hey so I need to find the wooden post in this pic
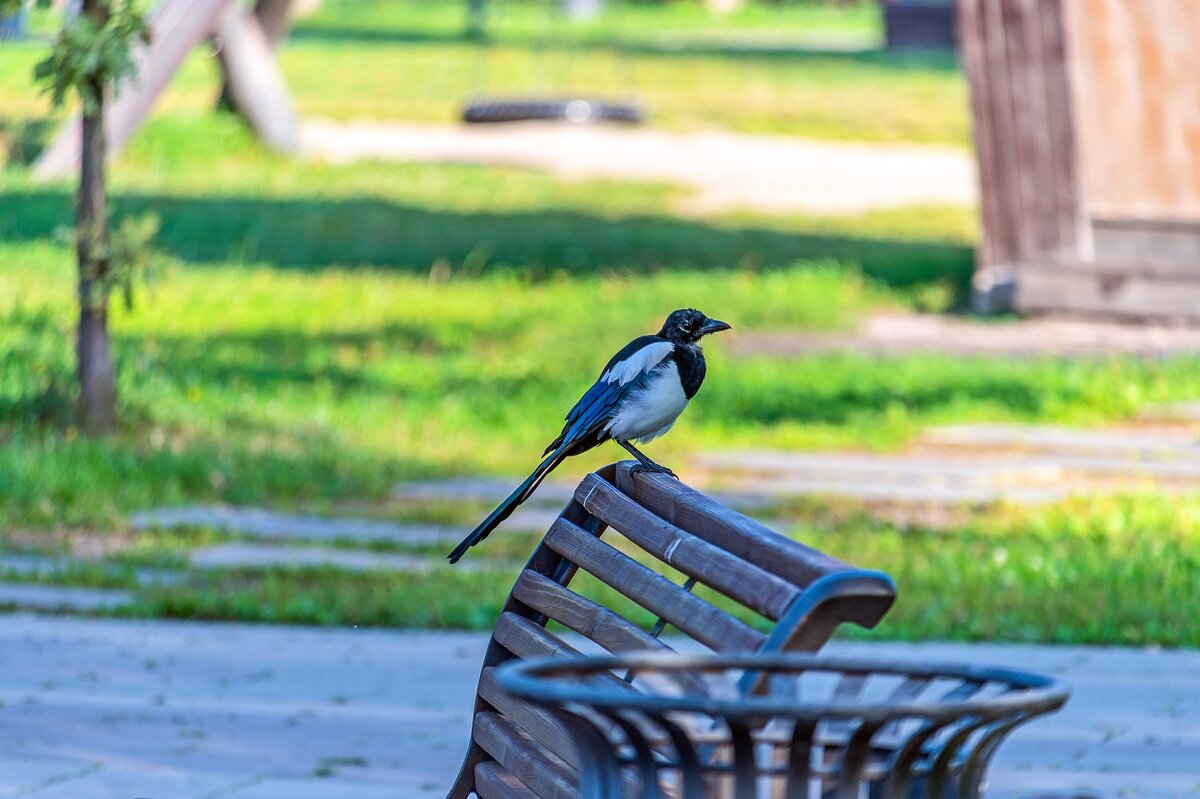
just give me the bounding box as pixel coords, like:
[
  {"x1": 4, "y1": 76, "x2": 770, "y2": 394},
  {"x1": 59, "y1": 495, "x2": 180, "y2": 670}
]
[
  {"x1": 33, "y1": 0, "x2": 239, "y2": 180},
  {"x1": 214, "y1": 2, "x2": 298, "y2": 152},
  {"x1": 33, "y1": 0, "x2": 298, "y2": 178},
  {"x1": 249, "y1": 0, "x2": 293, "y2": 44}
]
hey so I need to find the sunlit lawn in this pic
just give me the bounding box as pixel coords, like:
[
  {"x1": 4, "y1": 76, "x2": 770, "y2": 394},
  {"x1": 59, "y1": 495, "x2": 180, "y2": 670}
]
[
  {"x1": 2, "y1": 1, "x2": 1198, "y2": 647},
  {"x1": 0, "y1": 0, "x2": 968, "y2": 148}
]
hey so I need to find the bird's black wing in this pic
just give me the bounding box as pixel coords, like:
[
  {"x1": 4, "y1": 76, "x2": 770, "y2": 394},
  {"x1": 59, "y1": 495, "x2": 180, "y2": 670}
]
[
  {"x1": 450, "y1": 337, "x2": 676, "y2": 563},
  {"x1": 543, "y1": 335, "x2": 674, "y2": 455}
]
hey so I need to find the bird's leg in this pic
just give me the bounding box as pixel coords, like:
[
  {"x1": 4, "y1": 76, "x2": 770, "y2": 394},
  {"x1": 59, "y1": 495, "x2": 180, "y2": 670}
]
[{"x1": 619, "y1": 440, "x2": 678, "y2": 479}]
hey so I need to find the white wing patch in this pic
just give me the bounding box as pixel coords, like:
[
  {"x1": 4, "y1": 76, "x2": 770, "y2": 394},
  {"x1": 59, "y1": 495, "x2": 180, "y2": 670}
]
[
  {"x1": 600, "y1": 341, "x2": 674, "y2": 385},
  {"x1": 606, "y1": 361, "x2": 689, "y2": 444}
]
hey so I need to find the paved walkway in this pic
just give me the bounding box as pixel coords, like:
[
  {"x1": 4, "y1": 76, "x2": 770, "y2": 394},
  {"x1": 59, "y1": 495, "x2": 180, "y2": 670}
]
[
  {"x1": 300, "y1": 120, "x2": 976, "y2": 213},
  {"x1": 1, "y1": 615, "x2": 1196, "y2": 799}
]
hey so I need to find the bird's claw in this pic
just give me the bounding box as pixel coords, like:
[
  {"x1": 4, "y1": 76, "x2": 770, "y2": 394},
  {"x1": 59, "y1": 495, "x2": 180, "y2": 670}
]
[{"x1": 629, "y1": 463, "x2": 678, "y2": 479}]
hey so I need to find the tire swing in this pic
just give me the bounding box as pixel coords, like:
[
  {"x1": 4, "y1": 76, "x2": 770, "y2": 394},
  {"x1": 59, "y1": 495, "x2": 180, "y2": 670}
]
[{"x1": 462, "y1": 0, "x2": 645, "y2": 126}]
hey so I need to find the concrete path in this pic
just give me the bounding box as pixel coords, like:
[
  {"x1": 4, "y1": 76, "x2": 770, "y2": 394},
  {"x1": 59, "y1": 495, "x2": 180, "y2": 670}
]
[
  {"x1": 737, "y1": 312, "x2": 1200, "y2": 358},
  {"x1": 1, "y1": 615, "x2": 1196, "y2": 798},
  {"x1": 300, "y1": 120, "x2": 976, "y2": 214}
]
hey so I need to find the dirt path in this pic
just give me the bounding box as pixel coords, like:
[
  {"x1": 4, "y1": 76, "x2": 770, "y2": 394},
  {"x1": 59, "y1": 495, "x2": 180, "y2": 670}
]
[
  {"x1": 299, "y1": 119, "x2": 976, "y2": 214},
  {"x1": 734, "y1": 312, "x2": 1200, "y2": 358}
]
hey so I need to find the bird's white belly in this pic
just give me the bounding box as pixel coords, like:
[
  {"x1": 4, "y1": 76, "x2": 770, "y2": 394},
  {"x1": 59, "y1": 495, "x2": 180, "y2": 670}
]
[{"x1": 606, "y1": 362, "x2": 689, "y2": 444}]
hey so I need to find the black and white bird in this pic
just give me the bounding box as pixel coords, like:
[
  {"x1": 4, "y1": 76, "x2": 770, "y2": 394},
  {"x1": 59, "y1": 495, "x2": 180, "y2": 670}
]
[{"x1": 447, "y1": 308, "x2": 731, "y2": 564}]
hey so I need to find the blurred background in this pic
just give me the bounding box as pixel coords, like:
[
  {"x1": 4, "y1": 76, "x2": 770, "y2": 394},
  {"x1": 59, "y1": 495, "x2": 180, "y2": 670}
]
[{"x1": 1, "y1": 0, "x2": 1199, "y2": 648}]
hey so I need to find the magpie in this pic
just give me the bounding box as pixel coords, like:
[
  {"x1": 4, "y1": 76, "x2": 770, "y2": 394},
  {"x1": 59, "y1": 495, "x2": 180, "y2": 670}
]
[{"x1": 447, "y1": 308, "x2": 731, "y2": 564}]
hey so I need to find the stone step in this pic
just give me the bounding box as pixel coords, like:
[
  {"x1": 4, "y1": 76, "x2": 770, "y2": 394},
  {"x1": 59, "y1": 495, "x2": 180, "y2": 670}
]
[
  {"x1": 0, "y1": 553, "x2": 182, "y2": 587},
  {"x1": 0, "y1": 583, "x2": 133, "y2": 611},
  {"x1": 925, "y1": 424, "x2": 1200, "y2": 461},
  {"x1": 130, "y1": 505, "x2": 557, "y2": 546},
  {"x1": 390, "y1": 477, "x2": 575, "y2": 506},
  {"x1": 707, "y1": 476, "x2": 1070, "y2": 505},
  {"x1": 189, "y1": 543, "x2": 511, "y2": 573},
  {"x1": 697, "y1": 451, "x2": 1065, "y2": 487},
  {"x1": 698, "y1": 449, "x2": 1200, "y2": 504}
]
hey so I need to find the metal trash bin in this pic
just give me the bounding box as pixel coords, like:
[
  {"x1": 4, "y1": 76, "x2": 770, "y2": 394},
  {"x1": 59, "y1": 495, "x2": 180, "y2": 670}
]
[{"x1": 498, "y1": 652, "x2": 1070, "y2": 798}]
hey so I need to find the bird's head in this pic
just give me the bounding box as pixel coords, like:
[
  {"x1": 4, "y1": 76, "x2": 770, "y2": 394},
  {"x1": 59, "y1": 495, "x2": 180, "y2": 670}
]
[{"x1": 658, "y1": 308, "x2": 732, "y2": 345}]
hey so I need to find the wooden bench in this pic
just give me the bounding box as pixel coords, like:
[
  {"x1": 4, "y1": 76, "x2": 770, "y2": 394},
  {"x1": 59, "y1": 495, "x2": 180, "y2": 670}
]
[{"x1": 446, "y1": 461, "x2": 897, "y2": 799}]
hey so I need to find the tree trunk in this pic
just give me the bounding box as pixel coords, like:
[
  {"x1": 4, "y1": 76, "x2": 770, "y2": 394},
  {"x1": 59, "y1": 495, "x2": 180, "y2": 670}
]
[{"x1": 76, "y1": 0, "x2": 116, "y2": 435}]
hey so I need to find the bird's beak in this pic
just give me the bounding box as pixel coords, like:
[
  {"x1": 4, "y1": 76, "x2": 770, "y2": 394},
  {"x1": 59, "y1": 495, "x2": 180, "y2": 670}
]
[{"x1": 699, "y1": 318, "x2": 732, "y2": 336}]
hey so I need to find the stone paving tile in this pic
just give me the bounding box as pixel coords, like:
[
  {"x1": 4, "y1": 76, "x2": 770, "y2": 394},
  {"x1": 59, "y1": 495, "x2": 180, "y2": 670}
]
[
  {"x1": 390, "y1": 477, "x2": 575, "y2": 506},
  {"x1": 130, "y1": 505, "x2": 559, "y2": 545},
  {"x1": 696, "y1": 451, "x2": 1067, "y2": 486},
  {"x1": 189, "y1": 543, "x2": 512, "y2": 573},
  {"x1": 926, "y1": 424, "x2": 1200, "y2": 460},
  {"x1": 2, "y1": 615, "x2": 1196, "y2": 798},
  {"x1": 0, "y1": 583, "x2": 132, "y2": 611},
  {"x1": 985, "y1": 768, "x2": 1200, "y2": 799},
  {"x1": 23, "y1": 768, "x2": 247, "y2": 799},
  {"x1": 130, "y1": 506, "x2": 460, "y2": 544},
  {"x1": 693, "y1": 421, "x2": 1200, "y2": 505},
  {"x1": 701, "y1": 475, "x2": 1070, "y2": 504},
  {"x1": 391, "y1": 474, "x2": 777, "y2": 513},
  {"x1": 0, "y1": 553, "x2": 182, "y2": 587},
  {"x1": 223, "y1": 777, "x2": 424, "y2": 799},
  {"x1": 0, "y1": 757, "x2": 97, "y2": 799}
]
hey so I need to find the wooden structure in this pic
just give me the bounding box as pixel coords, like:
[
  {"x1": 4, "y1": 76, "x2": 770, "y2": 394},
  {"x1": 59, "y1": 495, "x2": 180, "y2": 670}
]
[
  {"x1": 961, "y1": 0, "x2": 1200, "y2": 319},
  {"x1": 448, "y1": 461, "x2": 896, "y2": 798},
  {"x1": 881, "y1": 0, "x2": 957, "y2": 51},
  {"x1": 33, "y1": 0, "x2": 297, "y2": 180}
]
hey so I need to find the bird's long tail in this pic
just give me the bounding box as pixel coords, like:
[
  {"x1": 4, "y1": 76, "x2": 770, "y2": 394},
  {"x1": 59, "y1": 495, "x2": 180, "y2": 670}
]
[{"x1": 446, "y1": 446, "x2": 569, "y2": 564}]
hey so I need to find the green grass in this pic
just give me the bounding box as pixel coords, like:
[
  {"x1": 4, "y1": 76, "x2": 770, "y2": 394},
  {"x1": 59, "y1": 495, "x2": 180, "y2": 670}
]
[
  {"x1": 1, "y1": 1, "x2": 1196, "y2": 648},
  {"x1": 0, "y1": 116, "x2": 1193, "y2": 533},
  {"x1": 114, "y1": 492, "x2": 1200, "y2": 648},
  {"x1": 0, "y1": 0, "x2": 967, "y2": 150}
]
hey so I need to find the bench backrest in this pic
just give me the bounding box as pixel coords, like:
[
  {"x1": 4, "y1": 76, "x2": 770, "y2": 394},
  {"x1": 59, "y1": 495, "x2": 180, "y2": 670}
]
[{"x1": 448, "y1": 462, "x2": 896, "y2": 799}]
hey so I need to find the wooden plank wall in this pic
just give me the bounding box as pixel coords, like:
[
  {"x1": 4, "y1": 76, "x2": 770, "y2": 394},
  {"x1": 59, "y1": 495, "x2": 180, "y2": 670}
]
[
  {"x1": 959, "y1": 0, "x2": 1088, "y2": 286},
  {"x1": 961, "y1": 0, "x2": 1200, "y2": 318},
  {"x1": 1067, "y1": 0, "x2": 1200, "y2": 221}
]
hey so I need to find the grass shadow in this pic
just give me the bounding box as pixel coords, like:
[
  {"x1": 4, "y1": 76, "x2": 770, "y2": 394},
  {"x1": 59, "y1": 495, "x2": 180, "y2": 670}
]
[
  {"x1": 287, "y1": 24, "x2": 956, "y2": 70},
  {"x1": 0, "y1": 188, "x2": 975, "y2": 292}
]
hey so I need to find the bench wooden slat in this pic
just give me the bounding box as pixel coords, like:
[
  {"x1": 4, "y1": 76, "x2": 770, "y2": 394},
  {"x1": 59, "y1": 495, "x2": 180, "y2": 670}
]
[
  {"x1": 575, "y1": 474, "x2": 800, "y2": 620},
  {"x1": 479, "y1": 668, "x2": 646, "y2": 797},
  {"x1": 493, "y1": 612, "x2": 576, "y2": 660},
  {"x1": 545, "y1": 518, "x2": 766, "y2": 652},
  {"x1": 479, "y1": 667, "x2": 580, "y2": 770},
  {"x1": 474, "y1": 711, "x2": 577, "y2": 799},
  {"x1": 495, "y1": 611, "x2": 638, "y2": 693},
  {"x1": 513, "y1": 571, "x2": 717, "y2": 697},
  {"x1": 513, "y1": 570, "x2": 672, "y2": 654},
  {"x1": 475, "y1": 762, "x2": 540, "y2": 799},
  {"x1": 614, "y1": 464, "x2": 851, "y2": 588}
]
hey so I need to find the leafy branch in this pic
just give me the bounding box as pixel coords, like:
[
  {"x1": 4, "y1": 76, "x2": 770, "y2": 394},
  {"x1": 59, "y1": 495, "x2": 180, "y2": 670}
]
[
  {"x1": 60, "y1": 213, "x2": 163, "y2": 310},
  {"x1": 0, "y1": 0, "x2": 150, "y2": 113}
]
